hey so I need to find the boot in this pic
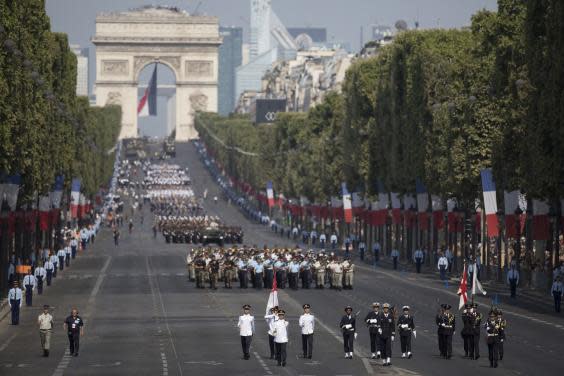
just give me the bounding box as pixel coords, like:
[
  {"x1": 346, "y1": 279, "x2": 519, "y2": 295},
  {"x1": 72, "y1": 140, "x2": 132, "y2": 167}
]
[
  {"x1": 371, "y1": 353, "x2": 376, "y2": 359},
  {"x1": 387, "y1": 357, "x2": 391, "y2": 366},
  {"x1": 402, "y1": 353, "x2": 406, "y2": 358},
  {"x1": 408, "y1": 352, "x2": 412, "y2": 358}
]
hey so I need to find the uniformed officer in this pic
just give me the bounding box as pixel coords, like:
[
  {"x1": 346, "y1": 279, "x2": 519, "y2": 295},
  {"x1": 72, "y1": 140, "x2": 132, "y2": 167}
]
[
  {"x1": 34, "y1": 264, "x2": 46, "y2": 295},
  {"x1": 359, "y1": 241, "x2": 366, "y2": 261},
  {"x1": 23, "y1": 270, "x2": 37, "y2": 306},
  {"x1": 265, "y1": 306, "x2": 279, "y2": 359},
  {"x1": 299, "y1": 304, "x2": 315, "y2": 359},
  {"x1": 275, "y1": 258, "x2": 287, "y2": 289},
  {"x1": 288, "y1": 259, "x2": 300, "y2": 290},
  {"x1": 194, "y1": 256, "x2": 206, "y2": 288},
  {"x1": 264, "y1": 257, "x2": 274, "y2": 289},
  {"x1": 507, "y1": 265, "x2": 519, "y2": 298},
  {"x1": 313, "y1": 258, "x2": 325, "y2": 289},
  {"x1": 254, "y1": 258, "x2": 264, "y2": 290},
  {"x1": 332, "y1": 261, "x2": 343, "y2": 291},
  {"x1": 273, "y1": 309, "x2": 289, "y2": 367},
  {"x1": 552, "y1": 276, "x2": 563, "y2": 312},
  {"x1": 64, "y1": 308, "x2": 84, "y2": 356},
  {"x1": 38, "y1": 304, "x2": 54, "y2": 357},
  {"x1": 50, "y1": 252, "x2": 58, "y2": 278},
  {"x1": 208, "y1": 256, "x2": 220, "y2": 290},
  {"x1": 391, "y1": 249, "x2": 400, "y2": 270},
  {"x1": 438, "y1": 304, "x2": 455, "y2": 359},
  {"x1": 300, "y1": 258, "x2": 311, "y2": 289},
  {"x1": 238, "y1": 304, "x2": 254, "y2": 360},
  {"x1": 8, "y1": 281, "x2": 23, "y2": 325},
  {"x1": 186, "y1": 252, "x2": 195, "y2": 281},
  {"x1": 461, "y1": 303, "x2": 473, "y2": 357},
  {"x1": 365, "y1": 302, "x2": 381, "y2": 359},
  {"x1": 437, "y1": 252, "x2": 448, "y2": 281},
  {"x1": 397, "y1": 306, "x2": 415, "y2": 359},
  {"x1": 340, "y1": 306, "x2": 356, "y2": 359},
  {"x1": 470, "y1": 302, "x2": 482, "y2": 360},
  {"x1": 485, "y1": 310, "x2": 500, "y2": 367},
  {"x1": 378, "y1": 303, "x2": 395, "y2": 366},
  {"x1": 70, "y1": 237, "x2": 78, "y2": 259},
  {"x1": 65, "y1": 245, "x2": 72, "y2": 267},
  {"x1": 343, "y1": 259, "x2": 354, "y2": 289},
  {"x1": 223, "y1": 258, "x2": 236, "y2": 288},
  {"x1": 413, "y1": 248, "x2": 424, "y2": 273},
  {"x1": 57, "y1": 247, "x2": 66, "y2": 271},
  {"x1": 44, "y1": 258, "x2": 55, "y2": 286},
  {"x1": 496, "y1": 309, "x2": 507, "y2": 360},
  {"x1": 238, "y1": 257, "x2": 248, "y2": 289}
]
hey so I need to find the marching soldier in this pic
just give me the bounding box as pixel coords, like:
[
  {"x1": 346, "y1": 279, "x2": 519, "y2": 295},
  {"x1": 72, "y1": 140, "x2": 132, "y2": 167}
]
[
  {"x1": 57, "y1": 247, "x2": 66, "y2": 271},
  {"x1": 299, "y1": 304, "x2": 315, "y2": 359},
  {"x1": 340, "y1": 306, "x2": 356, "y2": 359},
  {"x1": 485, "y1": 309, "x2": 500, "y2": 367},
  {"x1": 365, "y1": 302, "x2": 381, "y2": 359},
  {"x1": 8, "y1": 281, "x2": 23, "y2": 325},
  {"x1": 313, "y1": 257, "x2": 325, "y2": 289},
  {"x1": 208, "y1": 255, "x2": 220, "y2": 290},
  {"x1": 438, "y1": 304, "x2": 455, "y2": 359},
  {"x1": 343, "y1": 259, "x2": 354, "y2": 289},
  {"x1": 238, "y1": 304, "x2": 255, "y2": 360},
  {"x1": 265, "y1": 306, "x2": 279, "y2": 359},
  {"x1": 23, "y1": 269, "x2": 37, "y2": 306},
  {"x1": 34, "y1": 263, "x2": 46, "y2": 295},
  {"x1": 44, "y1": 258, "x2": 55, "y2": 286},
  {"x1": 65, "y1": 244, "x2": 72, "y2": 267},
  {"x1": 194, "y1": 256, "x2": 206, "y2": 289},
  {"x1": 397, "y1": 306, "x2": 415, "y2": 359},
  {"x1": 300, "y1": 257, "x2": 311, "y2": 289},
  {"x1": 50, "y1": 252, "x2": 58, "y2": 278},
  {"x1": 496, "y1": 309, "x2": 507, "y2": 360},
  {"x1": 186, "y1": 251, "x2": 195, "y2": 281},
  {"x1": 288, "y1": 258, "x2": 300, "y2": 290},
  {"x1": 237, "y1": 257, "x2": 249, "y2": 289},
  {"x1": 470, "y1": 302, "x2": 482, "y2": 360},
  {"x1": 264, "y1": 256, "x2": 274, "y2": 289},
  {"x1": 254, "y1": 257, "x2": 264, "y2": 290},
  {"x1": 273, "y1": 309, "x2": 289, "y2": 367},
  {"x1": 507, "y1": 264, "x2": 519, "y2": 298},
  {"x1": 274, "y1": 258, "x2": 287, "y2": 289},
  {"x1": 332, "y1": 260, "x2": 343, "y2": 291},
  {"x1": 391, "y1": 248, "x2": 400, "y2": 270},
  {"x1": 461, "y1": 303, "x2": 473, "y2": 357},
  {"x1": 413, "y1": 248, "x2": 424, "y2": 273},
  {"x1": 378, "y1": 303, "x2": 395, "y2": 366},
  {"x1": 223, "y1": 257, "x2": 236, "y2": 288}
]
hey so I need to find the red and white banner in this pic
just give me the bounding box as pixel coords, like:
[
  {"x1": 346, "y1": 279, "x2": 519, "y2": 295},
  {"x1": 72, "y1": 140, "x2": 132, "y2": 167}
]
[
  {"x1": 390, "y1": 192, "x2": 401, "y2": 225},
  {"x1": 342, "y1": 183, "x2": 353, "y2": 223},
  {"x1": 70, "y1": 178, "x2": 81, "y2": 218},
  {"x1": 532, "y1": 199, "x2": 550, "y2": 240},
  {"x1": 266, "y1": 181, "x2": 275, "y2": 208},
  {"x1": 265, "y1": 271, "x2": 279, "y2": 315},
  {"x1": 431, "y1": 195, "x2": 444, "y2": 230},
  {"x1": 38, "y1": 195, "x2": 51, "y2": 231},
  {"x1": 457, "y1": 264, "x2": 468, "y2": 310}
]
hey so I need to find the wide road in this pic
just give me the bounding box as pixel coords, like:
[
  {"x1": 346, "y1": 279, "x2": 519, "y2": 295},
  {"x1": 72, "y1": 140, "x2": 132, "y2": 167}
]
[{"x1": 0, "y1": 141, "x2": 562, "y2": 376}]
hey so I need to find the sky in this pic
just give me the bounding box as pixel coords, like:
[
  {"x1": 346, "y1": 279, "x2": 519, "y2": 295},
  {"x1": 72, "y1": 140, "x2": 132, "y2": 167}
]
[{"x1": 45, "y1": 0, "x2": 498, "y2": 136}]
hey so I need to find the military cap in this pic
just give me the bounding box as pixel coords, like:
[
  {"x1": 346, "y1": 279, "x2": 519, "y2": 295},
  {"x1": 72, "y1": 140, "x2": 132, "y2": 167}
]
[
  {"x1": 242, "y1": 304, "x2": 251, "y2": 310},
  {"x1": 372, "y1": 302, "x2": 380, "y2": 307},
  {"x1": 303, "y1": 304, "x2": 311, "y2": 309},
  {"x1": 277, "y1": 310, "x2": 286, "y2": 315},
  {"x1": 402, "y1": 305, "x2": 410, "y2": 311},
  {"x1": 43, "y1": 304, "x2": 50, "y2": 309},
  {"x1": 443, "y1": 304, "x2": 452, "y2": 310},
  {"x1": 464, "y1": 303, "x2": 472, "y2": 309},
  {"x1": 382, "y1": 303, "x2": 391, "y2": 309},
  {"x1": 344, "y1": 306, "x2": 353, "y2": 311},
  {"x1": 472, "y1": 303, "x2": 479, "y2": 308}
]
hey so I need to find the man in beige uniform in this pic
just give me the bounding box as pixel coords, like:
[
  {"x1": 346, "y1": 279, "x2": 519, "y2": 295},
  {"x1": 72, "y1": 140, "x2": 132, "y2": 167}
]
[
  {"x1": 332, "y1": 261, "x2": 343, "y2": 291},
  {"x1": 38, "y1": 304, "x2": 54, "y2": 357}
]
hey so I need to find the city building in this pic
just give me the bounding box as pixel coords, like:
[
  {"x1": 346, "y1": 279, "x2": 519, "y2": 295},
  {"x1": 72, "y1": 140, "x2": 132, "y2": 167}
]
[
  {"x1": 70, "y1": 45, "x2": 89, "y2": 96},
  {"x1": 287, "y1": 27, "x2": 327, "y2": 43},
  {"x1": 218, "y1": 26, "x2": 243, "y2": 116}
]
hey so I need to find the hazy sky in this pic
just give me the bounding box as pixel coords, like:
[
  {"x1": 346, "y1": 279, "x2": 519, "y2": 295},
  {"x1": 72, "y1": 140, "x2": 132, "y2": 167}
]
[{"x1": 45, "y1": 0, "x2": 498, "y2": 137}]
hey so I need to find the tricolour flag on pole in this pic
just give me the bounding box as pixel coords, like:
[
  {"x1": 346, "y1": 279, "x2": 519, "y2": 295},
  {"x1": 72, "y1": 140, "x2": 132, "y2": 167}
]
[
  {"x1": 457, "y1": 264, "x2": 468, "y2": 310},
  {"x1": 472, "y1": 263, "x2": 487, "y2": 296},
  {"x1": 38, "y1": 194, "x2": 51, "y2": 231},
  {"x1": 532, "y1": 199, "x2": 550, "y2": 240},
  {"x1": 342, "y1": 182, "x2": 353, "y2": 223},
  {"x1": 50, "y1": 175, "x2": 64, "y2": 209},
  {"x1": 416, "y1": 179, "x2": 429, "y2": 230},
  {"x1": 138, "y1": 64, "x2": 158, "y2": 117},
  {"x1": 1, "y1": 175, "x2": 21, "y2": 211},
  {"x1": 70, "y1": 178, "x2": 81, "y2": 218},
  {"x1": 480, "y1": 169, "x2": 499, "y2": 237},
  {"x1": 390, "y1": 192, "x2": 401, "y2": 225},
  {"x1": 266, "y1": 181, "x2": 275, "y2": 208},
  {"x1": 266, "y1": 270, "x2": 279, "y2": 315}
]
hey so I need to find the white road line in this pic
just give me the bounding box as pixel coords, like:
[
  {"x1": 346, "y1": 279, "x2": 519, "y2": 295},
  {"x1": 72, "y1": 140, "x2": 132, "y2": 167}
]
[
  {"x1": 253, "y1": 351, "x2": 273, "y2": 375},
  {"x1": 0, "y1": 334, "x2": 17, "y2": 352},
  {"x1": 88, "y1": 256, "x2": 112, "y2": 305},
  {"x1": 51, "y1": 349, "x2": 72, "y2": 376}
]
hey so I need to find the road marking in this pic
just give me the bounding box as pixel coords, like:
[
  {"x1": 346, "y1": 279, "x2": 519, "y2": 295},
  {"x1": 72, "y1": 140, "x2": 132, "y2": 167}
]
[
  {"x1": 51, "y1": 349, "x2": 72, "y2": 376},
  {"x1": 89, "y1": 361, "x2": 122, "y2": 367},
  {"x1": 88, "y1": 256, "x2": 112, "y2": 305},
  {"x1": 0, "y1": 333, "x2": 17, "y2": 352},
  {"x1": 184, "y1": 360, "x2": 223, "y2": 366},
  {"x1": 253, "y1": 351, "x2": 273, "y2": 375}
]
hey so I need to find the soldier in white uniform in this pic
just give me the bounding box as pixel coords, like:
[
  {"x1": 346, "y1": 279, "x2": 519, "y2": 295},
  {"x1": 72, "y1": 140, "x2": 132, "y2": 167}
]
[
  {"x1": 332, "y1": 261, "x2": 343, "y2": 291},
  {"x1": 238, "y1": 304, "x2": 255, "y2": 360},
  {"x1": 343, "y1": 260, "x2": 354, "y2": 289},
  {"x1": 299, "y1": 304, "x2": 315, "y2": 359},
  {"x1": 273, "y1": 310, "x2": 289, "y2": 367},
  {"x1": 57, "y1": 247, "x2": 66, "y2": 271},
  {"x1": 38, "y1": 304, "x2": 54, "y2": 357},
  {"x1": 265, "y1": 306, "x2": 279, "y2": 359},
  {"x1": 44, "y1": 258, "x2": 55, "y2": 286}
]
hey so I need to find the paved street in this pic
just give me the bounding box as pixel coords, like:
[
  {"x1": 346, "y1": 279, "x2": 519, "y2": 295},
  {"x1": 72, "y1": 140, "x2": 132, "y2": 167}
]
[{"x1": 0, "y1": 141, "x2": 563, "y2": 376}]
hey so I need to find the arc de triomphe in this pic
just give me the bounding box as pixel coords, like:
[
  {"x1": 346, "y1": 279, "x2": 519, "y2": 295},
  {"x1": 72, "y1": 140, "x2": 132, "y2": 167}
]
[{"x1": 92, "y1": 7, "x2": 221, "y2": 140}]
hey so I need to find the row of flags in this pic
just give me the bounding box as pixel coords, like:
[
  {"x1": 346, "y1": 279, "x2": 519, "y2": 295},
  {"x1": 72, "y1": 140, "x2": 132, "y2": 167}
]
[{"x1": 0, "y1": 175, "x2": 93, "y2": 234}]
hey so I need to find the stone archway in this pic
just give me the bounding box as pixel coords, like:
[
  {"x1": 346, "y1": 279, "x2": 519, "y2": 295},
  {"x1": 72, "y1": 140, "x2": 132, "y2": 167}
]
[{"x1": 92, "y1": 6, "x2": 221, "y2": 140}]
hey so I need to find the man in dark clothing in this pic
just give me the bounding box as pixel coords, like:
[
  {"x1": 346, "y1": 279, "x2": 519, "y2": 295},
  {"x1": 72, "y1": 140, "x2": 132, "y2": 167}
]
[
  {"x1": 378, "y1": 303, "x2": 395, "y2": 366},
  {"x1": 339, "y1": 306, "x2": 356, "y2": 359},
  {"x1": 64, "y1": 308, "x2": 84, "y2": 356}
]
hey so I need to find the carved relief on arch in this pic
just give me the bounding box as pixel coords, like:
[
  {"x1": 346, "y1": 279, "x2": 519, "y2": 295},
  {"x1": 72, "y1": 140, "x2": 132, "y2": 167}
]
[
  {"x1": 133, "y1": 55, "x2": 181, "y2": 78},
  {"x1": 189, "y1": 92, "x2": 208, "y2": 114},
  {"x1": 106, "y1": 91, "x2": 122, "y2": 106}
]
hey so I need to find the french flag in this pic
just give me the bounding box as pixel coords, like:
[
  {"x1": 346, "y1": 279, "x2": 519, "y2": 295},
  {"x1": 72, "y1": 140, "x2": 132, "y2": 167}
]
[
  {"x1": 375, "y1": 181, "x2": 389, "y2": 226},
  {"x1": 416, "y1": 179, "x2": 429, "y2": 230},
  {"x1": 1, "y1": 175, "x2": 21, "y2": 211},
  {"x1": 532, "y1": 199, "x2": 549, "y2": 240},
  {"x1": 390, "y1": 192, "x2": 401, "y2": 225},
  {"x1": 70, "y1": 178, "x2": 81, "y2": 218},
  {"x1": 431, "y1": 195, "x2": 444, "y2": 229},
  {"x1": 342, "y1": 182, "x2": 353, "y2": 224},
  {"x1": 50, "y1": 175, "x2": 64, "y2": 209},
  {"x1": 38, "y1": 194, "x2": 51, "y2": 231},
  {"x1": 138, "y1": 64, "x2": 157, "y2": 117},
  {"x1": 265, "y1": 271, "x2": 279, "y2": 315},
  {"x1": 480, "y1": 169, "x2": 499, "y2": 237},
  {"x1": 504, "y1": 190, "x2": 524, "y2": 238}
]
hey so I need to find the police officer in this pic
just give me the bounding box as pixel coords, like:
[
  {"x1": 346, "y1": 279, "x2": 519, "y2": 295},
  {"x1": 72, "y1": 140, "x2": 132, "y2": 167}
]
[
  {"x1": 237, "y1": 257, "x2": 248, "y2": 289},
  {"x1": 64, "y1": 308, "x2": 84, "y2": 356},
  {"x1": 65, "y1": 244, "x2": 72, "y2": 267},
  {"x1": 44, "y1": 258, "x2": 55, "y2": 286},
  {"x1": 70, "y1": 237, "x2": 78, "y2": 259},
  {"x1": 485, "y1": 310, "x2": 500, "y2": 367},
  {"x1": 254, "y1": 258, "x2": 264, "y2": 290},
  {"x1": 300, "y1": 258, "x2": 311, "y2": 289},
  {"x1": 507, "y1": 265, "x2": 519, "y2": 298},
  {"x1": 496, "y1": 309, "x2": 507, "y2": 360},
  {"x1": 343, "y1": 259, "x2": 354, "y2": 290},
  {"x1": 470, "y1": 302, "x2": 482, "y2": 360},
  {"x1": 299, "y1": 304, "x2": 315, "y2": 359},
  {"x1": 552, "y1": 276, "x2": 563, "y2": 312},
  {"x1": 340, "y1": 306, "x2": 356, "y2": 359},
  {"x1": 437, "y1": 252, "x2": 448, "y2": 281},
  {"x1": 288, "y1": 258, "x2": 300, "y2": 290},
  {"x1": 38, "y1": 304, "x2": 54, "y2": 357},
  {"x1": 275, "y1": 258, "x2": 287, "y2": 289},
  {"x1": 34, "y1": 263, "x2": 46, "y2": 295},
  {"x1": 413, "y1": 248, "x2": 424, "y2": 273},
  {"x1": 397, "y1": 306, "x2": 415, "y2": 359},
  {"x1": 264, "y1": 257, "x2": 274, "y2": 289},
  {"x1": 439, "y1": 304, "x2": 455, "y2": 359},
  {"x1": 57, "y1": 247, "x2": 66, "y2": 271},
  {"x1": 365, "y1": 302, "x2": 381, "y2": 359},
  {"x1": 273, "y1": 309, "x2": 289, "y2": 367},
  {"x1": 238, "y1": 304, "x2": 254, "y2": 360},
  {"x1": 378, "y1": 303, "x2": 395, "y2": 366},
  {"x1": 8, "y1": 281, "x2": 23, "y2": 325},
  {"x1": 50, "y1": 252, "x2": 58, "y2": 278},
  {"x1": 23, "y1": 269, "x2": 37, "y2": 306},
  {"x1": 391, "y1": 249, "x2": 400, "y2": 270}
]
